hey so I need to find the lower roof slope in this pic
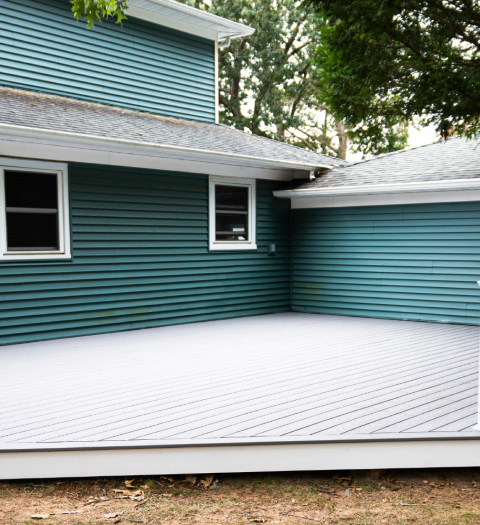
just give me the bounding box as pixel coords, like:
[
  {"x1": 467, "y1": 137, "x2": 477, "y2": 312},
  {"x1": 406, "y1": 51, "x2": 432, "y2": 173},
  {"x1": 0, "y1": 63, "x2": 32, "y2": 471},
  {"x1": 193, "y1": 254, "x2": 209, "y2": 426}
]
[
  {"x1": 291, "y1": 137, "x2": 480, "y2": 192},
  {"x1": 0, "y1": 87, "x2": 343, "y2": 171}
]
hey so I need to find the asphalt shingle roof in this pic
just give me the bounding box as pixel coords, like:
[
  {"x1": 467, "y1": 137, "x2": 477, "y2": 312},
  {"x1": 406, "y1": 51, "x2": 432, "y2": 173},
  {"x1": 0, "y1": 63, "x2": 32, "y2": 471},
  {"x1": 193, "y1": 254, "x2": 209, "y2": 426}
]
[
  {"x1": 294, "y1": 137, "x2": 480, "y2": 191},
  {"x1": 0, "y1": 87, "x2": 344, "y2": 169}
]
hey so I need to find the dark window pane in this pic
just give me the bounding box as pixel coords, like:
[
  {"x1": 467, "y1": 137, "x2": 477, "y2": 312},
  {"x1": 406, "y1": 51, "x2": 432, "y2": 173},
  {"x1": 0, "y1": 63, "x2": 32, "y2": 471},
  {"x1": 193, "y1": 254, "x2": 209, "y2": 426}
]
[
  {"x1": 215, "y1": 185, "x2": 249, "y2": 241},
  {"x1": 216, "y1": 213, "x2": 248, "y2": 241},
  {"x1": 215, "y1": 185, "x2": 248, "y2": 212},
  {"x1": 6, "y1": 212, "x2": 59, "y2": 250},
  {"x1": 5, "y1": 171, "x2": 58, "y2": 209}
]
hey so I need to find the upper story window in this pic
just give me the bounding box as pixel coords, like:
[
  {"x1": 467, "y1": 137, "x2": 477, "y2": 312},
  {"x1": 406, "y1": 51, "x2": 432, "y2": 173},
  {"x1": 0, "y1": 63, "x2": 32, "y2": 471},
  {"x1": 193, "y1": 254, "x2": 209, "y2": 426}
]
[
  {"x1": 209, "y1": 176, "x2": 256, "y2": 251},
  {"x1": 0, "y1": 159, "x2": 71, "y2": 261}
]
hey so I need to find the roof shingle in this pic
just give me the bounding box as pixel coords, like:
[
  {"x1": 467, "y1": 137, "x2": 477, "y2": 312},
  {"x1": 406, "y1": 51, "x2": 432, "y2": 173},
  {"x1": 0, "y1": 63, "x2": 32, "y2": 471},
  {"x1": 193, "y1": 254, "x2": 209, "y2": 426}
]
[
  {"x1": 294, "y1": 137, "x2": 480, "y2": 191},
  {"x1": 0, "y1": 87, "x2": 344, "y2": 170}
]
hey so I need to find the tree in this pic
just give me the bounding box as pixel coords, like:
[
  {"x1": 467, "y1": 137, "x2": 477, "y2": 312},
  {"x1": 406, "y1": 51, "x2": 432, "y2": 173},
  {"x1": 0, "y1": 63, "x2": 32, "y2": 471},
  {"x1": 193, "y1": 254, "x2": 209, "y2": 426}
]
[
  {"x1": 183, "y1": 0, "x2": 358, "y2": 158},
  {"x1": 71, "y1": 0, "x2": 128, "y2": 28},
  {"x1": 310, "y1": 0, "x2": 480, "y2": 138},
  {"x1": 70, "y1": 0, "x2": 409, "y2": 158}
]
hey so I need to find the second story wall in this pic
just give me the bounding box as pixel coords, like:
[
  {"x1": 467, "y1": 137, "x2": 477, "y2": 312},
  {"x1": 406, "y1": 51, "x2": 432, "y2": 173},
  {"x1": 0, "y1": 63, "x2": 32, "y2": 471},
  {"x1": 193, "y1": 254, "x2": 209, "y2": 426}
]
[{"x1": 1, "y1": 0, "x2": 216, "y2": 121}]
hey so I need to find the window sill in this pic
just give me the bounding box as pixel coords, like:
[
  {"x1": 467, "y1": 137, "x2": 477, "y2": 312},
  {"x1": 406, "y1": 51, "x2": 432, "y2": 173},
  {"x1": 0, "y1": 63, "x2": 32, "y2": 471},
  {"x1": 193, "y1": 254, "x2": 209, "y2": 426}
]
[
  {"x1": 209, "y1": 243, "x2": 258, "y2": 251},
  {"x1": 0, "y1": 252, "x2": 72, "y2": 262}
]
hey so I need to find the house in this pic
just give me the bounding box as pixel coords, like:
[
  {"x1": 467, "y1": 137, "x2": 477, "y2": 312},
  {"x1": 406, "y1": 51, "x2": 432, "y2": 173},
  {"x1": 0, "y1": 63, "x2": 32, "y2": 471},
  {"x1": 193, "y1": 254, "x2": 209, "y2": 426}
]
[{"x1": 0, "y1": 0, "x2": 479, "y2": 480}]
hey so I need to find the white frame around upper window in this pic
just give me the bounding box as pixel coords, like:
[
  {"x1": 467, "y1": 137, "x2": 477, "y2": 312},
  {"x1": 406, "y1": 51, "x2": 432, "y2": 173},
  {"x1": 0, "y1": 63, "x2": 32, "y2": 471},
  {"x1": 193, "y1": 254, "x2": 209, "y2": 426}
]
[
  {"x1": 209, "y1": 176, "x2": 257, "y2": 251},
  {"x1": 0, "y1": 158, "x2": 71, "y2": 261}
]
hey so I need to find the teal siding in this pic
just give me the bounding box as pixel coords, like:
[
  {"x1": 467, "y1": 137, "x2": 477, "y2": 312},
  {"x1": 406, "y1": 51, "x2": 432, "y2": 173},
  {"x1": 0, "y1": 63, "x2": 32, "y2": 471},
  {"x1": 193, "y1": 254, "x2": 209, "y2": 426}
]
[
  {"x1": 292, "y1": 203, "x2": 480, "y2": 325},
  {"x1": 0, "y1": 0, "x2": 215, "y2": 121},
  {"x1": 0, "y1": 166, "x2": 290, "y2": 345}
]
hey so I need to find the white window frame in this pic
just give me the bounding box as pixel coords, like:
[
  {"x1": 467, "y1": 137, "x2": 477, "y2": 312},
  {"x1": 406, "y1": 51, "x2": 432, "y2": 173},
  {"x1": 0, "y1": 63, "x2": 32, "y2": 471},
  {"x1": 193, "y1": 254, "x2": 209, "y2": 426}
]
[
  {"x1": 209, "y1": 176, "x2": 257, "y2": 251},
  {"x1": 0, "y1": 158, "x2": 71, "y2": 261}
]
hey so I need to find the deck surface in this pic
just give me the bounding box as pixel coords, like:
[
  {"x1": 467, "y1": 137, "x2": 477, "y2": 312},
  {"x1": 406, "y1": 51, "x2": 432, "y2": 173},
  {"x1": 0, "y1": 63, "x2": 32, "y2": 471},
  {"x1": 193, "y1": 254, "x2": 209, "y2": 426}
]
[{"x1": 1, "y1": 313, "x2": 479, "y2": 450}]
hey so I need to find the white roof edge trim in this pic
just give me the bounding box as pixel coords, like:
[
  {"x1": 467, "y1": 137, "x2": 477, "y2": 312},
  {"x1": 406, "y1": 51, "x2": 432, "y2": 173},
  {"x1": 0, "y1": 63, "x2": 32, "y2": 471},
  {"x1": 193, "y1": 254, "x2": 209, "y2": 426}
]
[
  {"x1": 0, "y1": 124, "x2": 333, "y2": 171},
  {"x1": 273, "y1": 178, "x2": 480, "y2": 197},
  {"x1": 129, "y1": 0, "x2": 255, "y2": 40}
]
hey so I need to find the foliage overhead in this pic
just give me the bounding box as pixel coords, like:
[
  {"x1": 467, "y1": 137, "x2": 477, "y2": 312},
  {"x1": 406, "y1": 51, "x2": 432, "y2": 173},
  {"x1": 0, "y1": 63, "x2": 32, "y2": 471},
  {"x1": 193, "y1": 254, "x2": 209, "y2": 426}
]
[
  {"x1": 183, "y1": 0, "x2": 353, "y2": 157},
  {"x1": 310, "y1": 0, "x2": 480, "y2": 137},
  {"x1": 71, "y1": 0, "x2": 128, "y2": 28},
  {"x1": 69, "y1": 0, "x2": 411, "y2": 158},
  {"x1": 183, "y1": 0, "x2": 410, "y2": 158}
]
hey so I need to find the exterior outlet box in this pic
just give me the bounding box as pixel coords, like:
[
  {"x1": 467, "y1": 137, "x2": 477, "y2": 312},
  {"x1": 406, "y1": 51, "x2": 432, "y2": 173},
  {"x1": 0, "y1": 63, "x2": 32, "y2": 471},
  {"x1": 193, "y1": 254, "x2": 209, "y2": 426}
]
[{"x1": 268, "y1": 243, "x2": 276, "y2": 256}]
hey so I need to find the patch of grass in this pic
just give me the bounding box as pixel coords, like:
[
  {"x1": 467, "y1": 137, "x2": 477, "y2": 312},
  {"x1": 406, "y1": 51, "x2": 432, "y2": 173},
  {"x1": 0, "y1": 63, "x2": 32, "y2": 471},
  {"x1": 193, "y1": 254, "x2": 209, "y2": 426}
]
[{"x1": 1, "y1": 469, "x2": 480, "y2": 524}]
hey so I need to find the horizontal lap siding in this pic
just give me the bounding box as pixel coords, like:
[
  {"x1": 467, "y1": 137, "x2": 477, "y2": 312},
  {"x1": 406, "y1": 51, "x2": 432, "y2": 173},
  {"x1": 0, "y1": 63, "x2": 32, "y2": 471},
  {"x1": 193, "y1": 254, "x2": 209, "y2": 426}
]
[
  {"x1": 0, "y1": 0, "x2": 215, "y2": 121},
  {"x1": 292, "y1": 203, "x2": 480, "y2": 325},
  {"x1": 0, "y1": 166, "x2": 290, "y2": 345}
]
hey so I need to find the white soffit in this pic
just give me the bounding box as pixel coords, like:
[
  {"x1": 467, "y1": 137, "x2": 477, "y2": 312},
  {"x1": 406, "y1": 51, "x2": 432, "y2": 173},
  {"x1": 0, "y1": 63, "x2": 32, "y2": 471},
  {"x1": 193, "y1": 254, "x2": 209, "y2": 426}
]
[{"x1": 129, "y1": 0, "x2": 254, "y2": 41}]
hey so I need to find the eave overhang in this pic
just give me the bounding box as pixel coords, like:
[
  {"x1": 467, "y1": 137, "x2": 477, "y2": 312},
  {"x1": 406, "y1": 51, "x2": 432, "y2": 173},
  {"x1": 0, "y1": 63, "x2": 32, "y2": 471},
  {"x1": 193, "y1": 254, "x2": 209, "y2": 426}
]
[
  {"x1": 274, "y1": 178, "x2": 480, "y2": 208},
  {"x1": 274, "y1": 178, "x2": 480, "y2": 198},
  {"x1": 0, "y1": 124, "x2": 332, "y2": 181},
  {"x1": 128, "y1": 0, "x2": 254, "y2": 41}
]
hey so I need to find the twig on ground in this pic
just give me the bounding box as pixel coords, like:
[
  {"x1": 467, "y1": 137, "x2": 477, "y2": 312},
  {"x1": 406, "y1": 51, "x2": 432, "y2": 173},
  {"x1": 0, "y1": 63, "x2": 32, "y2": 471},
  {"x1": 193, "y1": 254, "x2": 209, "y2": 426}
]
[{"x1": 280, "y1": 512, "x2": 322, "y2": 522}]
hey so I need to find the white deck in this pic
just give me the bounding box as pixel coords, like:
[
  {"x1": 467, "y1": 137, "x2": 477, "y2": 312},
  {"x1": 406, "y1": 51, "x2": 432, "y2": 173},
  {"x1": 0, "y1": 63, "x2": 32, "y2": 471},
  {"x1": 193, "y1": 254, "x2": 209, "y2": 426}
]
[{"x1": 1, "y1": 313, "x2": 480, "y2": 478}]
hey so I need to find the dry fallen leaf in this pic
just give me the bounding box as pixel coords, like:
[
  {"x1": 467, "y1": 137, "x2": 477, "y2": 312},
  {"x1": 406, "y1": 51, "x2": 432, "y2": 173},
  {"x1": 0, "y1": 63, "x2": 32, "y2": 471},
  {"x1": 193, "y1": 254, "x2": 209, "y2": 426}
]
[
  {"x1": 160, "y1": 476, "x2": 174, "y2": 483},
  {"x1": 124, "y1": 479, "x2": 136, "y2": 488},
  {"x1": 185, "y1": 475, "x2": 197, "y2": 485},
  {"x1": 114, "y1": 489, "x2": 132, "y2": 496},
  {"x1": 249, "y1": 518, "x2": 267, "y2": 523},
  {"x1": 31, "y1": 515, "x2": 50, "y2": 520},
  {"x1": 200, "y1": 474, "x2": 214, "y2": 488},
  {"x1": 104, "y1": 512, "x2": 122, "y2": 519}
]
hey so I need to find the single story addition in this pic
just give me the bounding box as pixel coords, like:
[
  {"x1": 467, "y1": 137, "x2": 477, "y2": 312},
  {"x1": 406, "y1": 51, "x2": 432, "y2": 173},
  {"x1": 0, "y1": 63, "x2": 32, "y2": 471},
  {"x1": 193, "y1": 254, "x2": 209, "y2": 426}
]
[{"x1": 1, "y1": 0, "x2": 480, "y2": 479}]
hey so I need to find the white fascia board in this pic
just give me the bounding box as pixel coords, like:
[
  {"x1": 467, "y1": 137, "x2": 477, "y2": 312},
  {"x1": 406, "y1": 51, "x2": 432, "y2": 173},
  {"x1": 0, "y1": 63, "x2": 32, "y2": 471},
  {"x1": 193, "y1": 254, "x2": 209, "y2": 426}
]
[
  {"x1": 290, "y1": 189, "x2": 480, "y2": 209},
  {"x1": 1, "y1": 439, "x2": 480, "y2": 479},
  {"x1": 274, "y1": 178, "x2": 480, "y2": 199},
  {"x1": 0, "y1": 124, "x2": 328, "y2": 173},
  {"x1": 0, "y1": 136, "x2": 292, "y2": 182},
  {"x1": 128, "y1": 0, "x2": 254, "y2": 41},
  {"x1": 128, "y1": 6, "x2": 217, "y2": 40}
]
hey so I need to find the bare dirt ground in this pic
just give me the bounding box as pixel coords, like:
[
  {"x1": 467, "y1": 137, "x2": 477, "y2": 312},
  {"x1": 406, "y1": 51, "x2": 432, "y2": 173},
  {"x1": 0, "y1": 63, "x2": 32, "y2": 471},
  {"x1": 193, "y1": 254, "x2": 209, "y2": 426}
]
[{"x1": 1, "y1": 468, "x2": 480, "y2": 525}]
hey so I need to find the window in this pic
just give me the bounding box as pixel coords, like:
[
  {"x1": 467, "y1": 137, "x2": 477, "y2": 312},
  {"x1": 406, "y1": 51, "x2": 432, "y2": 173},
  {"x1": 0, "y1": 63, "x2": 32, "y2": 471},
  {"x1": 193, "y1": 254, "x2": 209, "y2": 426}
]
[
  {"x1": 209, "y1": 176, "x2": 256, "y2": 250},
  {"x1": 0, "y1": 159, "x2": 70, "y2": 261}
]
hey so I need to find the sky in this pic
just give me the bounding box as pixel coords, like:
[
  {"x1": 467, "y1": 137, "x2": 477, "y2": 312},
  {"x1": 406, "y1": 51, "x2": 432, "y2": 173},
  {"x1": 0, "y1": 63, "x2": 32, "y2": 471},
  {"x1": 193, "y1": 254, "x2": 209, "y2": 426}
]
[{"x1": 346, "y1": 122, "x2": 439, "y2": 162}]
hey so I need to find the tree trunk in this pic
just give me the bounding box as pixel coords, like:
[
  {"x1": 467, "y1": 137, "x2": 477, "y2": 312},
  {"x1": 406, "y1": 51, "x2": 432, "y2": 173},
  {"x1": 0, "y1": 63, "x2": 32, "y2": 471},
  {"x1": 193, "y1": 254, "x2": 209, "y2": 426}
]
[{"x1": 336, "y1": 121, "x2": 348, "y2": 160}]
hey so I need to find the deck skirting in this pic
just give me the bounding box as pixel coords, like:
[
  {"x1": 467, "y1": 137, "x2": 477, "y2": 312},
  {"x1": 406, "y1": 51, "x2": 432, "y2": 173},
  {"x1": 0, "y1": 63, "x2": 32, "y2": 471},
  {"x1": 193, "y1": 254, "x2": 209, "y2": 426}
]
[
  {"x1": 1, "y1": 313, "x2": 478, "y2": 479},
  {"x1": 2, "y1": 439, "x2": 480, "y2": 479}
]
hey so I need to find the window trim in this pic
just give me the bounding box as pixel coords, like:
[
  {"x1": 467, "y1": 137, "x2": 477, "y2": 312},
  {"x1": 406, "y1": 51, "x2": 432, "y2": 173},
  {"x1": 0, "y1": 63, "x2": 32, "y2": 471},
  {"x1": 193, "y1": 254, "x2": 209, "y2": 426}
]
[
  {"x1": 0, "y1": 158, "x2": 71, "y2": 261},
  {"x1": 209, "y1": 176, "x2": 257, "y2": 251}
]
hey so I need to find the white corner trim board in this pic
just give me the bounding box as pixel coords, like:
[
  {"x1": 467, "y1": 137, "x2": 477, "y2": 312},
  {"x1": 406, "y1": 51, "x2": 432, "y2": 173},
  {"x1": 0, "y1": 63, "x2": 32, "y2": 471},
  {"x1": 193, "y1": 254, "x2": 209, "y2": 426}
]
[{"x1": 1, "y1": 440, "x2": 480, "y2": 480}]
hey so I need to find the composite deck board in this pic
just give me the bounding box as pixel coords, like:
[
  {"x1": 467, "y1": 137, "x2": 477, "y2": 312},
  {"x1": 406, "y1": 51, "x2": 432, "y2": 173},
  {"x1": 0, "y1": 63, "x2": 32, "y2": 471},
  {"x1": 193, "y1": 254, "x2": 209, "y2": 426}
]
[
  {"x1": 5, "y1": 335, "x2": 474, "y2": 440},
  {"x1": 0, "y1": 313, "x2": 478, "y2": 449},
  {"x1": 2, "y1": 324, "x2": 466, "y2": 430}
]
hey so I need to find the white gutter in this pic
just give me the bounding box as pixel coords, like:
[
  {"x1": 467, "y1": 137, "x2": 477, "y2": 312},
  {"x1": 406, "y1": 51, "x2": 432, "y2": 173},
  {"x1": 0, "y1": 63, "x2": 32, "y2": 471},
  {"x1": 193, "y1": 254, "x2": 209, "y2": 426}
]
[
  {"x1": 274, "y1": 178, "x2": 480, "y2": 198},
  {"x1": 0, "y1": 124, "x2": 334, "y2": 171},
  {"x1": 129, "y1": 0, "x2": 254, "y2": 41}
]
